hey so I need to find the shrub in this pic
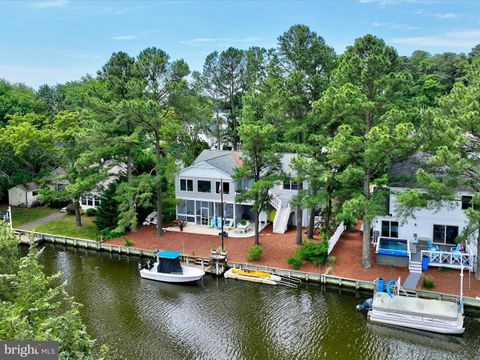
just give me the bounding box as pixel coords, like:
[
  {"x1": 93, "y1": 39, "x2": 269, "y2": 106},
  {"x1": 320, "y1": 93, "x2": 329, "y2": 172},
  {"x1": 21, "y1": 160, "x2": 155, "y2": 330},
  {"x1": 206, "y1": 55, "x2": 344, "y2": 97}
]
[
  {"x1": 298, "y1": 240, "x2": 329, "y2": 265},
  {"x1": 66, "y1": 203, "x2": 76, "y2": 215},
  {"x1": 86, "y1": 208, "x2": 97, "y2": 217},
  {"x1": 327, "y1": 255, "x2": 336, "y2": 264},
  {"x1": 325, "y1": 266, "x2": 333, "y2": 275},
  {"x1": 239, "y1": 219, "x2": 247, "y2": 226},
  {"x1": 422, "y1": 275, "x2": 435, "y2": 289},
  {"x1": 247, "y1": 245, "x2": 263, "y2": 261},
  {"x1": 287, "y1": 255, "x2": 304, "y2": 270},
  {"x1": 123, "y1": 237, "x2": 134, "y2": 247}
]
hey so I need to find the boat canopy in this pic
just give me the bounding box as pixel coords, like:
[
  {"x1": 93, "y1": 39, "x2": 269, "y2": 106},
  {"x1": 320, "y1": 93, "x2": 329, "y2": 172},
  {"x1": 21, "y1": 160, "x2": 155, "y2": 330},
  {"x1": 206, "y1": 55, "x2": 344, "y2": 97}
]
[
  {"x1": 373, "y1": 292, "x2": 459, "y2": 321},
  {"x1": 156, "y1": 250, "x2": 182, "y2": 259}
]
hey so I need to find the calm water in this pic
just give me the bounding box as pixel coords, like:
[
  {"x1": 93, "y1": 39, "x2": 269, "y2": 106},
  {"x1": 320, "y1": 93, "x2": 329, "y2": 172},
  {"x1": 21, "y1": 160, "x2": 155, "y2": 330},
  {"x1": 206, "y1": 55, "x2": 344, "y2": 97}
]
[{"x1": 34, "y1": 244, "x2": 480, "y2": 360}]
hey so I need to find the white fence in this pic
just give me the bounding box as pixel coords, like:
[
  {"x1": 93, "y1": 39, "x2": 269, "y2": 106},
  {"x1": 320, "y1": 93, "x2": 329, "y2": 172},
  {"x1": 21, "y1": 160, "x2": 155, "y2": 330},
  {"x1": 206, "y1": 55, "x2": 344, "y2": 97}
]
[{"x1": 328, "y1": 221, "x2": 345, "y2": 255}]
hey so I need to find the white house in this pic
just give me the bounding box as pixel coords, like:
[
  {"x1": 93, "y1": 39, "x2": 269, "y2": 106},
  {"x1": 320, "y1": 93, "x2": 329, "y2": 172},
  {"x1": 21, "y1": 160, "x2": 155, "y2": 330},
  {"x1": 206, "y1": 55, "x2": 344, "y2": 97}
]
[
  {"x1": 372, "y1": 155, "x2": 477, "y2": 272},
  {"x1": 79, "y1": 163, "x2": 126, "y2": 211},
  {"x1": 8, "y1": 182, "x2": 40, "y2": 207},
  {"x1": 175, "y1": 150, "x2": 310, "y2": 234}
]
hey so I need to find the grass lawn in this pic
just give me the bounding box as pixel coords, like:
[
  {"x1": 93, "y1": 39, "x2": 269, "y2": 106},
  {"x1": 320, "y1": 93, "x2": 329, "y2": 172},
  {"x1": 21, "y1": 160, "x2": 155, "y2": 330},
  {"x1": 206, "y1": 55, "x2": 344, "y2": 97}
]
[
  {"x1": 7, "y1": 207, "x2": 59, "y2": 227},
  {"x1": 34, "y1": 214, "x2": 98, "y2": 240}
]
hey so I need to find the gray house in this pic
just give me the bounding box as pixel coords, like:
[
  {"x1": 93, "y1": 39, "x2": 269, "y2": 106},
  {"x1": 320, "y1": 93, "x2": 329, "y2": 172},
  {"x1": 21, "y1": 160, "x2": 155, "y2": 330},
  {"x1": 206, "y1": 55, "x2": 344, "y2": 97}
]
[{"x1": 175, "y1": 150, "x2": 309, "y2": 234}]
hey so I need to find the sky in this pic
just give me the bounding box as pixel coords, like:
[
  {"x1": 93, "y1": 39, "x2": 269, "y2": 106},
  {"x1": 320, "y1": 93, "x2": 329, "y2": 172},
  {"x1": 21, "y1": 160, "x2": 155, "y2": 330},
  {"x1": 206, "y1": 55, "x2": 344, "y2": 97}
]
[{"x1": 0, "y1": 0, "x2": 479, "y2": 88}]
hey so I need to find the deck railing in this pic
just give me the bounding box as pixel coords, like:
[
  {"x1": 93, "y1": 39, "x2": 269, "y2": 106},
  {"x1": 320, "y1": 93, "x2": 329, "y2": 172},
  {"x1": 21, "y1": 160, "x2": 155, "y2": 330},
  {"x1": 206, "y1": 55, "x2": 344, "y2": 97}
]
[
  {"x1": 328, "y1": 221, "x2": 345, "y2": 255},
  {"x1": 420, "y1": 248, "x2": 475, "y2": 271},
  {"x1": 268, "y1": 190, "x2": 282, "y2": 210}
]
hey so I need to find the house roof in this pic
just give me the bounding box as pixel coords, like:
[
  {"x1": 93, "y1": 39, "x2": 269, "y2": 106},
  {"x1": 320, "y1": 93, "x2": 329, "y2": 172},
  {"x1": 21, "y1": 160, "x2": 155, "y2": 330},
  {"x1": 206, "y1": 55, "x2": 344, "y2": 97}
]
[
  {"x1": 192, "y1": 150, "x2": 298, "y2": 177},
  {"x1": 388, "y1": 153, "x2": 429, "y2": 188},
  {"x1": 10, "y1": 182, "x2": 38, "y2": 192},
  {"x1": 194, "y1": 150, "x2": 243, "y2": 176}
]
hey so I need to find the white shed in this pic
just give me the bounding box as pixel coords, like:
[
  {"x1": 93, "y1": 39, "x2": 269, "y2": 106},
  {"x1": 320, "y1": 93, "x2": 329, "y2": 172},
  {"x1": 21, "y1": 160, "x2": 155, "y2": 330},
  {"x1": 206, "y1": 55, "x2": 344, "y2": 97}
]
[{"x1": 8, "y1": 182, "x2": 40, "y2": 207}]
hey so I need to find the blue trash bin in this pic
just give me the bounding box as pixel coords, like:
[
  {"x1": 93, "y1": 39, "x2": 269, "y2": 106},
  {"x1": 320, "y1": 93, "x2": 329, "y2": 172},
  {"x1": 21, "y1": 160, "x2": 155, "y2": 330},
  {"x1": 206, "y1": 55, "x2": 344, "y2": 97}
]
[
  {"x1": 422, "y1": 256, "x2": 429, "y2": 271},
  {"x1": 376, "y1": 278, "x2": 385, "y2": 292}
]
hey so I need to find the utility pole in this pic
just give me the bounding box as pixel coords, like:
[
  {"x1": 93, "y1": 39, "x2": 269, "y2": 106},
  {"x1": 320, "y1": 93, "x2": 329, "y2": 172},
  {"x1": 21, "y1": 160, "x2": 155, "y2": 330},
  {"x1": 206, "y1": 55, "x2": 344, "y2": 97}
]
[{"x1": 220, "y1": 178, "x2": 225, "y2": 252}]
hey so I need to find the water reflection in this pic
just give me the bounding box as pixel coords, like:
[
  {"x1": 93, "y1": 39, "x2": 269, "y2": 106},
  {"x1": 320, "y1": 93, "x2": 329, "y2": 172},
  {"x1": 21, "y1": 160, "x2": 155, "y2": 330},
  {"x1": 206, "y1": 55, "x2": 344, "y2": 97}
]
[{"x1": 32, "y1": 244, "x2": 480, "y2": 360}]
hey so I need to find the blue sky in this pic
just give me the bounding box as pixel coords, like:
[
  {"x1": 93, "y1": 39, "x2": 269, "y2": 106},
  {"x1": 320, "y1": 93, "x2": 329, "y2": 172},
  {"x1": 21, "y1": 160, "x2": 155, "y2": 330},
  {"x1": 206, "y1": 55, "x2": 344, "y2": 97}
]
[{"x1": 1, "y1": 0, "x2": 479, "y2": 88}]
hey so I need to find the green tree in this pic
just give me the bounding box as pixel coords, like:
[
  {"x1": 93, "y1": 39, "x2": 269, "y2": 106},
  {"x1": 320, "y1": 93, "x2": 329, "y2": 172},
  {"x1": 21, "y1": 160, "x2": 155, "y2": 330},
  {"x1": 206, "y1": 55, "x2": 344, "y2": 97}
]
[
  {"x1": 94, "y1": 180, "x2": 121, "y2": 233},
  {"x1": 276, "y1": 24, "x2": 336, "y2": 244},
  {"x1": 0, "y1": 80, "x2": 43, "y2": 126},
  {"x1": 124, "y1": 48, "x2": 189, "y2": 236},
  {"x1": 235, "y1": 123, "x2": 281, "y2": 245},
  {"x1": 326, "y1": 35, "x2": 418, "y2": 268},
  {"x1": 396, "y1": 57, "x2": 480, "y2": 278},
  {"x1": 0, "y1": 223, "x2": 109, "y2": 359}
]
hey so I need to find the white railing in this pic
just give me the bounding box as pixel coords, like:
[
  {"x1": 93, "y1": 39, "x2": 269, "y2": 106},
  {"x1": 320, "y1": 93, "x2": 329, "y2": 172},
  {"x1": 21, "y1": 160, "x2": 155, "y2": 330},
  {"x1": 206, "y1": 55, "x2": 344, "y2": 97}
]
[
  {"x1": 328, "y1": 221, "x2": 345, "y2": 255},
  {"x1": 421, "y1": 249, "x2": 475, "y2": 271},
  {"x1": 269, "y1": 190, "x2": 282, "y2": 210}
]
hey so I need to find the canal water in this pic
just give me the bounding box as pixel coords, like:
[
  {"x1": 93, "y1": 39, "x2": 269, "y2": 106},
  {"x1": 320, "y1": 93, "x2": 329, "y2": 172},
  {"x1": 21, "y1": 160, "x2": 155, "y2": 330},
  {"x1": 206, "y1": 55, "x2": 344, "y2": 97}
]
[{"x1": 36, "y1": 244, "x2": 480, "y2": 360}]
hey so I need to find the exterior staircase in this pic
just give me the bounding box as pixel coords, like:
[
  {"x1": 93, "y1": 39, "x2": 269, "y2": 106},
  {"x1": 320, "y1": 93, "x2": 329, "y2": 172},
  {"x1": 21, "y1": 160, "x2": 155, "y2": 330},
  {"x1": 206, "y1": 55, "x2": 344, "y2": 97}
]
[
  {"x1": 408, "y1": 260, "x2": 422, "y2": 273},
  {"x1": 273, "y1": 206, "x2": 291, "y2": 234}
]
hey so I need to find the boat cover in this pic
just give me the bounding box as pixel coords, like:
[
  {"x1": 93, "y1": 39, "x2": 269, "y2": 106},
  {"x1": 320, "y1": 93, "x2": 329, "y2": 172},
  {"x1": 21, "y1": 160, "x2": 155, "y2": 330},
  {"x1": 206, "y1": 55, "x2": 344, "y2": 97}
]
[
  {"x1": 372, "y1": 292, "x2": 459, "y2": 321},
  {"x1": 156, "y1": 250, "x2": 182, "y2": 259},
  {"x1": 157, "y1": 258, "x2": 183, "y2": 274}
]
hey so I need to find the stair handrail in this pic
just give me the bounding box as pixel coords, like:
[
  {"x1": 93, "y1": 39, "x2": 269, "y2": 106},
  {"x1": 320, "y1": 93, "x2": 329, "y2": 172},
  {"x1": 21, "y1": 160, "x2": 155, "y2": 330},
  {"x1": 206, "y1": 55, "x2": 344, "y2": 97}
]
[{"x1": 272, "y1": 198, "x2": 283, "y2": 229}]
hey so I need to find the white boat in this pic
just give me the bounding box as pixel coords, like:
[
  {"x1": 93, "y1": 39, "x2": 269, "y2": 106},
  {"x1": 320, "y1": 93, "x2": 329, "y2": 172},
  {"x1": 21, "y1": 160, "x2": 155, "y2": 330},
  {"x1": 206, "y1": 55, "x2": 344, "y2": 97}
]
[
  {"x1": 365, "y1": 276, "x2": 465, "y2": 335},
  {"x1": 139, "y1": 250, "x2": 205, "y2": 283}
]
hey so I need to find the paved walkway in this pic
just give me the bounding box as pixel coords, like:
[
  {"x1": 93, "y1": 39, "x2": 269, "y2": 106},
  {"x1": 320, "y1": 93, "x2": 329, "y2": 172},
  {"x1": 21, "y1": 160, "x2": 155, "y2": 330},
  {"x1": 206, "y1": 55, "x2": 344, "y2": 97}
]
[{"x1": 17, "y1": 212, "x2": 65, "y2": 230}]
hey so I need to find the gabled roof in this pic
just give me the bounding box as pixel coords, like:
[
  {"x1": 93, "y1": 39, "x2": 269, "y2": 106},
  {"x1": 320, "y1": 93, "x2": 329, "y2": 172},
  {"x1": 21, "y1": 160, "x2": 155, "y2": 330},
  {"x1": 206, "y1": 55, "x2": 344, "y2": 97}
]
[
  {"x1": 191, "y1": 150, "x2": 298, "y2": 177},
  {"x1": 10, "y1": 182, "x2": 38, "y2": 192},
  {"x1": 194, "y1": 150, "x2": 243, "y2": 176}
]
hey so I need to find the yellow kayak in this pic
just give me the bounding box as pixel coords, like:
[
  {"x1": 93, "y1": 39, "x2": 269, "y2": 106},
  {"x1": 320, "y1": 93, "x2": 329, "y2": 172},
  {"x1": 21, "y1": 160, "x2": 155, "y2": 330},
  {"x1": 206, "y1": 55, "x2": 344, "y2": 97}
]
[{"x1": 231, "y1": 268, "x2": 272, "y2": 278}]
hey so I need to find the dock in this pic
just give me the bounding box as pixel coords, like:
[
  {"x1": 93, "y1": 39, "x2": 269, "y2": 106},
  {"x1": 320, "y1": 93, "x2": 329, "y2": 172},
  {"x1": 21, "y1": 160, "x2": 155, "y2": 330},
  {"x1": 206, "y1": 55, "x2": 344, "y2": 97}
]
[{"x1": 14, "y1": 228, "x2": 480, "y2": 310}]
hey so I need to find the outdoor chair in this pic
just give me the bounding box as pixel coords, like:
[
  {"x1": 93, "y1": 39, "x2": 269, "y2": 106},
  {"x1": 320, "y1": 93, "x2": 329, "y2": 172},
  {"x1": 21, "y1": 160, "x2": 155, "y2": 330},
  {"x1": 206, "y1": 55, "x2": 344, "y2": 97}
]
[
  {"x1": 224, "y1": 219, "x2": 234, "y2": 230},
  {"x1": 427, "y1": 240, "x2": 441, "y2": 263},
  {"x1": 208, "y1": 218, "x2": 215, "y2": 228},
  {"x1": 450, "y1": 244, "x2": 462, "y2": 264}
]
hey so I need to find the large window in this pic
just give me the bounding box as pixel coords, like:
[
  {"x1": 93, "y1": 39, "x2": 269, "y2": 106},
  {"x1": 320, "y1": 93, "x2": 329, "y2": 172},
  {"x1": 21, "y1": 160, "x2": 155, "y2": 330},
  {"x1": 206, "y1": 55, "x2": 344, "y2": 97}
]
[
  {"x1": 180, "y1": 179, "x2": 193, "y2": 192},
  {"x1": 381, "y1": 220, "x2": 399, "y2": 238},
  {"x1": 197, "y1": 180, "x2": 211, "y2": 193},
  {"x1": 433, "y1": 225, "x2": 459, "y2": 244},
  {"x1": 216, "y1": 181, "x2": 230, "y2": 194},
  {"x1": 461, "y1": 196, "x2": 473, "y2": 210}
]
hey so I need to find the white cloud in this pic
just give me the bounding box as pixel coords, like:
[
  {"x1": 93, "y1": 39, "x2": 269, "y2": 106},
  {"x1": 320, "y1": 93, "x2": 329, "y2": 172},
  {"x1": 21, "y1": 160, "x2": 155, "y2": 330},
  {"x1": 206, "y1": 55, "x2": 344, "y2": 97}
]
[
  {"x1": 391, "y1": 29, "x2": 480, "y2": 47},
  {"x1": 180, "y1": 37, "x2": 265, "y2": 47},
  {"x1": 111, "y1": 35, "x2": 138, "y2": 41},
  {"x1": 415, "y1": 9, "x2": 460, "y2": 19},
  {"x1": 30, "y1": 0, "x2": 69, "y2": 9},
  {"x1": 371, "y1": 22, "x2": 419, "y2": 30}
]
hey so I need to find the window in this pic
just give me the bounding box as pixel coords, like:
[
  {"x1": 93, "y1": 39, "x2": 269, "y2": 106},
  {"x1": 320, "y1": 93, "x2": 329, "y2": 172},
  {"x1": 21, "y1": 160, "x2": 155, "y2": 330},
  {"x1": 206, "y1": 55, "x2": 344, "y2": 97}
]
[
  {"x1": 94, "y1": 195, "x2": 101, "y2": 206},
  {"x1": 180, "y1": 179, "x2": 193, "y2": 192},
  {"x1": 381, "y1": 220, "x2": 399, "y2": 238},
  {"x1": 216, "y1": 181, "x2": 230, "y2": 194},
  {"x1": 461, "y1": 196, "x2": 473, "y2": 210},
  {"x1": 87, "y1": 195, "x2": 94, "y2": 206},
  {"x1": 81, "y1": 195, "x2": 87, "y2": 206},
  {"x1": 283, "y1": 181, "x2": 299, "y2": 190},
  {"x1": 433, "y1": 225, "x2": 459, "y2": 244},
  {"x1": 197, "y1": 180, "x2": 211, "y2": 193}
]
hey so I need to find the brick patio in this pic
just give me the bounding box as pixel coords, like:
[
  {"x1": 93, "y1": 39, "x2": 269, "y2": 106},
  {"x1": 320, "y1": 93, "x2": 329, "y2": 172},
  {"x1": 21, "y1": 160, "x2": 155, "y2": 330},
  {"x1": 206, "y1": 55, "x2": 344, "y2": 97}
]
[{"x1": 106, "y1": 223, "x2": 480, "y2": 297}]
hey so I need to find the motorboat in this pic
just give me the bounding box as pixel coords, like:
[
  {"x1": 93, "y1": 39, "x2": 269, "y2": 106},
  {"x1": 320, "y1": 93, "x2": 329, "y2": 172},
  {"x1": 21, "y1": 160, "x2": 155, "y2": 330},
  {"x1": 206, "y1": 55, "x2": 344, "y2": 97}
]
[
  {"x1": 358, "y1": 275, "x2": 465, "y2": 335},
  {"x1": 139, "y1": 250, "x2": 205, "y2": 283}
]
